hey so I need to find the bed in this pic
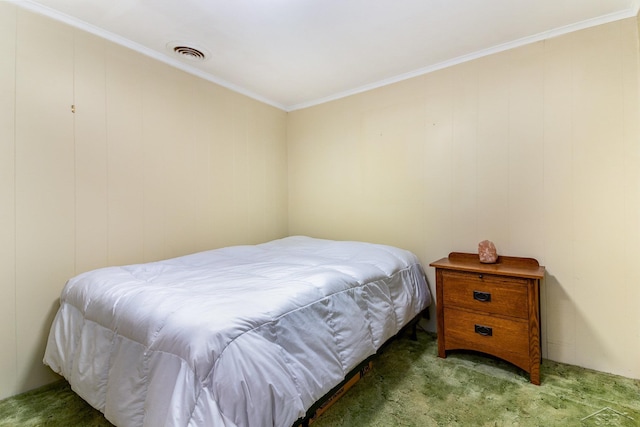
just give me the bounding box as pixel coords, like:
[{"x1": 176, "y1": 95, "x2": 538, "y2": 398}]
[{"x1": 44, "y1": 236, "x2": 431, "y2": 427}]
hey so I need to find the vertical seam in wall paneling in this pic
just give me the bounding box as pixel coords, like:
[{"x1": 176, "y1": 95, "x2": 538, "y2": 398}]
[
  {"x1": 72, "y1": 29, "x2": 77, "y2": 275},
  {"x1": 447, "y1": 73, "x2": 457, "y2": 242},
  {"x1": 506, "y1": 52, "x2": 512, "y2": 252},
  {"x1": 105, "y1": 49, "x2": 111, "y2": 266},
  {"x1": 141, "y1": 64, "x2": 146, "y2": 260},
  {"x1": 245, "y1": 107, "x2": 250, "y2": 242},
  {"x1": 569, "y1": 33, "x2": 576, "y2": 362},
  {"x1": 538, "y1": 39, "x2": 549, "y2": 358},
  {"x1": 103, "y1": 45, "x2": 108, "y2": 266},
  {"x1": 474, "y1": 63, "x2": 479, "y2": 242},
  {"x1": 12, "y1": 5, "x2": 19, "y2": 393}
]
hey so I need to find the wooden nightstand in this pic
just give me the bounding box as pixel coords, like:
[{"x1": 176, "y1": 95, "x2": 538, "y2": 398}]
[{"x1": 430, "y1": 252, "x2": 545, "y2": 385}]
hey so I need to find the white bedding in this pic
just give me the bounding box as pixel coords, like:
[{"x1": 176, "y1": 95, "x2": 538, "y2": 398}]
[{"x1": 44, "y1": 236, "x2": 431, "y2": 427}]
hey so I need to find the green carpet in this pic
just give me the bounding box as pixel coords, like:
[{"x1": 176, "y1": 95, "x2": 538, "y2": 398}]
[{"x1": 1, "y1": 330, "x2": 638, "y2": 426}]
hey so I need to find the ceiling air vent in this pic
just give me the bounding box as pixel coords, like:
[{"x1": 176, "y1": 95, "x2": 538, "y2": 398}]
[{"x1": 167, "y1": 41, "x2": 210, "y2": 61}]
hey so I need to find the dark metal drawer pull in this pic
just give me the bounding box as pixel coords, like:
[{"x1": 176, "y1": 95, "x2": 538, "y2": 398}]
[
  {"x1": 473, "y1": 290, "x2": 491, "y2": 302},
  {"x1": 474, "y1": 324, "x2": 493, "y2": 336}
]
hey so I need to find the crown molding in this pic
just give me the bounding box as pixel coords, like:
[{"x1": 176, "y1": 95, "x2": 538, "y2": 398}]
[
  {"x1": 12, "y1": 0, "x2": 288, "y2": 111},
  {"x1": 287, "y1": 7, "x2": 639, "y2": 111}
]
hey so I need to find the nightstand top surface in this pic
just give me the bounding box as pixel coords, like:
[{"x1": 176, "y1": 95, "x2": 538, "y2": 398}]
[{"x1": 429, "y1": 252, "x2": 545, "y2": 279}]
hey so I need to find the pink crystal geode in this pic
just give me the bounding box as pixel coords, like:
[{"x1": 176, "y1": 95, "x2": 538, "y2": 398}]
[{"x1": 478, "y1": 240, "x2": 498, "y2": 263}]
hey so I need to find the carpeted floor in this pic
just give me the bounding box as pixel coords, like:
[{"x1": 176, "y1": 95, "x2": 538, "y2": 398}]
[{"x1": 1, "y1": 330, "x2": 638, "y2": 426}]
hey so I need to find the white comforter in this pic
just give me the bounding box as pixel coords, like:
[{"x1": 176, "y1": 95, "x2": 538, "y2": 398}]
[{"x1": 44, "y1": 236, "x2": 430, "y2": 427}]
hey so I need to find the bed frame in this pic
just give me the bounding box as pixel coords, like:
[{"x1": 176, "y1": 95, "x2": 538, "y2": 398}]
[{"x1": 294, "y1": 308, "x2": 430, "y2": 426}]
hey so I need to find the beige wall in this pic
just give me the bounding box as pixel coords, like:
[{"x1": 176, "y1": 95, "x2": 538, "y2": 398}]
[
  {"x1": 288, "y1": 18, "x2": 640, "y2": 379},
  {"x1": 0, "y1": 3, "x2": 288, "y2": 399}
]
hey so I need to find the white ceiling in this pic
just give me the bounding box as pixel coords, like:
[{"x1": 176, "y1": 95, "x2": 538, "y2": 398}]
[{"x1": 15, "y1": 0, "x2": 640, "y2": 111}]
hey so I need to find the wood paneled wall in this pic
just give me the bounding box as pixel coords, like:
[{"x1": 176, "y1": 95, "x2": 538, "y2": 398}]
[
  {"x1": 288, "y1": 17, "x2": 640, "y2": 380},
  {"x1": 0, "y1": 3, "x2": 288, "y2": 399}
]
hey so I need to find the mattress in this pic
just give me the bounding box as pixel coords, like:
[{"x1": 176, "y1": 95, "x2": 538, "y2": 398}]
[{"x1": 43, "y1": 236, "x2": 431, "y2": 427}]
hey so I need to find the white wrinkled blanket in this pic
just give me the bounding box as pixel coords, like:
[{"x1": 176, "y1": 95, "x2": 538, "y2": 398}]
[{"x1": 44, "y1": 236, "x2": 430, "y2": 427}]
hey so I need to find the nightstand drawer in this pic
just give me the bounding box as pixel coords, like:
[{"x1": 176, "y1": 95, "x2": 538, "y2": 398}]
[
  {"x1": 442, "y1": 271, "x2": 528, "y2": 319},
  {"x1": 443, "y1": 307, "x2": 529, "y2": 369}
]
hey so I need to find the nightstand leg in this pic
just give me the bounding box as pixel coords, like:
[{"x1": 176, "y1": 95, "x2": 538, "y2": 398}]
[{"x1": 530, "y1": 368, "x2": 540, "y2": 385}]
